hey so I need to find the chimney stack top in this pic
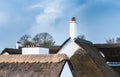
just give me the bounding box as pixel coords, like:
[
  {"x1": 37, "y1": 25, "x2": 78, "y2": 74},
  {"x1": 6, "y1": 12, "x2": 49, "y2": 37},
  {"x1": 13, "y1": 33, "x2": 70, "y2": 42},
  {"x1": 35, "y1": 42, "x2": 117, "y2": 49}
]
[
  {"x1": 16, "y1": 41, "x2": 21, "y2": 49},
  {"x1": 70, "y1": 17, "x2": 76, "y2": 21},
  {"x1": 17, "y1": 41, "x2": 21, "y2": 44}
]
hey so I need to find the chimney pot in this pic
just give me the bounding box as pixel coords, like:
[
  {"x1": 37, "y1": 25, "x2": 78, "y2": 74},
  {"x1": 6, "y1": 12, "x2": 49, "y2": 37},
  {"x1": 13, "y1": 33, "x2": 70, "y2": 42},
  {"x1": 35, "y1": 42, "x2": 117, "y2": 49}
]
[{"x1": 70, "y1": 17, "x2": 76, "y2": 21}]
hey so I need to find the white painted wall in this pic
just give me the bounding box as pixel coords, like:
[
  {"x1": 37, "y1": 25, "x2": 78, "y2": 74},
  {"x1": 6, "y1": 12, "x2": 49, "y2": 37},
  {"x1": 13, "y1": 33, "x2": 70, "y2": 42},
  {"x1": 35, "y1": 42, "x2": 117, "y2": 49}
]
[
  {"x1": 106, "y1": 62, "x2": 120, "y2": 66},
  {"x1": 58, "y1": 39, "x2": 80, "y2": 58},
  {"x1": 70, "y1": 21, "x2": 77, "y2": 39},
  {"x1": 16, "y1": 42, "x2": 21, "y2": 49},
  {"x1": 22, "y1": 47, "x2": 49, "y2": 54},
  {"x1": 60, "y1": 62, "x2": 73, "y2": 77},
  {"x1": 3, "y1": 52, "x2": 9, "y2": 55}
]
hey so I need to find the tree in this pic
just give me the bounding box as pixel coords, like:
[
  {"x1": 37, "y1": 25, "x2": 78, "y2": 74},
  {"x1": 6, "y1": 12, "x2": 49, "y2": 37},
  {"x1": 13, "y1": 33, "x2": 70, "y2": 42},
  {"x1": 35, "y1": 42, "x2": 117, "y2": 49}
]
[
  {"x1": 116, "y1": 37, "x2": 120, "y2": 43},
  {"x1": 19, "y1": 35, "x2": 32, "y2": 47},
  {"x1": 77, "y1": 35, "x2": 85, "y2": 39},
  {"x1": 106, "y1": 38, "x2": 115, "y2": 44},
  {"x1": 32, "y1": 32, "x2": 55, "y2": 46}
]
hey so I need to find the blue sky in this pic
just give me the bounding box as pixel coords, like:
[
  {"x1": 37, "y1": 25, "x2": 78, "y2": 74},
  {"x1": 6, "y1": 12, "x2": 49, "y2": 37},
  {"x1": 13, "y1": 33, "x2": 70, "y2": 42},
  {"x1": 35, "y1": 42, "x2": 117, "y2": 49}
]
[{"x1": 0, "y1": 0, "x2": 120, "y2": 50}]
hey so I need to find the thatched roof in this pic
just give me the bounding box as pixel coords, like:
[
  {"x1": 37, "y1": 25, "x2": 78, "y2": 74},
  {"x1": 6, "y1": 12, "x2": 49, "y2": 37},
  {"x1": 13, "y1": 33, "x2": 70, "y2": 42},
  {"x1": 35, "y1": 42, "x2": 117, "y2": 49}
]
[
  {"x1": 1, "y1": 46, "x2": 60, "y2": 55},
  {"x1": 0, "y1": 54, "x2": 68, "y2": 63},
  {"x1": 94, "y1": 44, "x2": 120, "y2": 62},
  {"x1": 94, "y1": 43, "x2": 120, "y2": 48},
  {"x1": 1, "y1": 48, "x2": 22, "y2": 54},
  {"x1": 70, "y1": 38, "x2": 119, "y2": 77},
  {"x1": 48, "y1": 46, "x2": 60, "y2": 54},
  {"x1": 0, "y1": 54, "x2": 68, "y2": 77}
]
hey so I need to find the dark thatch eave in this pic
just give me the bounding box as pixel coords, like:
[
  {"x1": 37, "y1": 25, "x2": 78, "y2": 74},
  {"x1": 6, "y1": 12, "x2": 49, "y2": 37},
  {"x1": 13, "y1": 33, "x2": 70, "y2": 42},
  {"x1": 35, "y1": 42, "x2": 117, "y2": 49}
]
[
  {"x1": 94, "y1": 44, "x2": 120, "y2": 62},
  {"x1": 1, "y1": 48, "x2": 22, "y2": 54},
  {"x1": 94, "y1": 43, "x2": 120, "y2": 48},
  {"x1": 48, "y1": 46, "x2": 60, "y2": 54}
]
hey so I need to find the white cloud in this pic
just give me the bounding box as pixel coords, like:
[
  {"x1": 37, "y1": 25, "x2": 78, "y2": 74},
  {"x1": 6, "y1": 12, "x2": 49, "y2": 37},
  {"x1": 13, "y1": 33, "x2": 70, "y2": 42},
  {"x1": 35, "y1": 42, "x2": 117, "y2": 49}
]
[
  {"x1": 29, "y1": 0, "x2": 64, "y2": 41},
  {"x1": 29, "y1": 3, "x2": 42, "y2": 9}
]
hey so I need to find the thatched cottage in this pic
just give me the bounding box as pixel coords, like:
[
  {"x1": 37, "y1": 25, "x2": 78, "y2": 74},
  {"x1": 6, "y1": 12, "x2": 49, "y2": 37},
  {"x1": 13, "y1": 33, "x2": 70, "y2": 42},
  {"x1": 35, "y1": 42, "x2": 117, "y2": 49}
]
[
  {"x1": 0, "y1": 17, "x2": 120, "y2": 77},
  {"x1": 58, "y1": 37, "x2": 119, "y2": 77}
]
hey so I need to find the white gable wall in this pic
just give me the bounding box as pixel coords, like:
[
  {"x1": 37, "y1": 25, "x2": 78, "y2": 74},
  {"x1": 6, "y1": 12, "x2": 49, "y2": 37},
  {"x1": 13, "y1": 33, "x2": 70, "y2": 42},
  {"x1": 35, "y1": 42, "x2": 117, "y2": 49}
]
[
  {"x1": 22, "y1": 47, "x2": 49, "y2": 54},
  {"x1": 106, "y1": 62, "x2": 120, "y2": 66},
  {"x1": 58, "y1": 39, "x2": 79, "y2": 58},
  {"x1": 60, "y1": 62, "x2": 73, "y2": 77},
  {"x1": 3, "y1": 52, "x2": 9, "y2": 55}
]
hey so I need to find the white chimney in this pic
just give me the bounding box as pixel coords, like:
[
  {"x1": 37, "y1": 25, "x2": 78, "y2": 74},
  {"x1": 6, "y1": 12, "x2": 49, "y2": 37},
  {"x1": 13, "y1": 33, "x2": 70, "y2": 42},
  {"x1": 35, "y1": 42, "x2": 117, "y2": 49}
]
[
  {"x1": 22, "y1": 47, "x2": 49, "y2": 54},
  {"x1": 16, "y1": 41, "x2": 21, "y2": 49},
  {"x1": 69, "y1": 17, "x2": 77, "y2": 39}
]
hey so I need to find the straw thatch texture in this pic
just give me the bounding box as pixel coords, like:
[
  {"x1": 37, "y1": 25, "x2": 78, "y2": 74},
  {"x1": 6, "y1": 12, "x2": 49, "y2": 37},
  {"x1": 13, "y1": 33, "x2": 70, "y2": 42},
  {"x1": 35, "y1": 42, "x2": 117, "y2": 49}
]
[
  {"x1": 70, "y1": 38, "x2": 119, "y2": 77},
  {"x1": 0, "y1": 54, "x2": 68, "y2": 77},
  {"x1": 0, "y1": 54, "x2": 68, "y2": 63}
]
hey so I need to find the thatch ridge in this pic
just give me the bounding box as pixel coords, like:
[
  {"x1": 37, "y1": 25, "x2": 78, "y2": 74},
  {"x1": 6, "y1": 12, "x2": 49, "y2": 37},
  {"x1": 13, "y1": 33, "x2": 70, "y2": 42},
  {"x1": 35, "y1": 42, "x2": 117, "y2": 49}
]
[{"x1": 0, "y1": 54, "x2": 68, "y2": 63}]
